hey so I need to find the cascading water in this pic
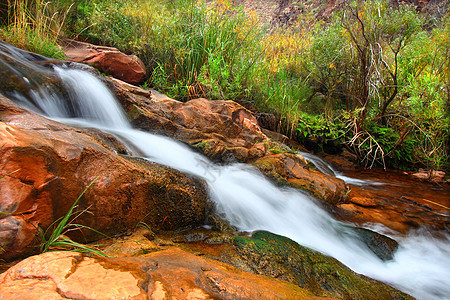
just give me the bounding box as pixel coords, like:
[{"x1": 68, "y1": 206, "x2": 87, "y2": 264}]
[
  {"x1": 299, "y1": 151, "x2": 385, "y2": 186},
  {"x1": 2, "y1": 58, "x2": 449, "y2": 299}
]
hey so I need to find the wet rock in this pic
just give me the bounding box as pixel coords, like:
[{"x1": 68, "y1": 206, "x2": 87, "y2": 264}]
[
  {"x1": 0, "y1": 249, "x2": 321, "y2": 300},
  {"x1": 233, "y1": 231, "x2": 412, "y2": 299},
  {"x1": 110, "y1": 78, "x2": 271, "y2": 163},
  {"x1": 253, "y1": 153, "x2": 347, "y2": 204},
  {"x1": 0, "y1": 42, "x2": 66, "y2": 104},
  {"x1": 351, "y1": 227, "x2": 398, "y2": 261},
  {"x1": 410, "y1": 169, "x2": 446, "y2": 183},
  {"x1": 63, "y1": 39, "x2": 146, "y2": 85},
  {"x1": 337, "y1": 183, "x2": 450, "y2": 233},
  {"x1": 322, "y1": 150, "x2": 359, "y2": 170},
  {"x1": 0, "y1": 95, "x2": 208, "y2": 260}
]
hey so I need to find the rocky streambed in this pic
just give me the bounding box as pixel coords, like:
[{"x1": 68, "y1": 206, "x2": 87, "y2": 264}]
[{"x1": 0, "y1": 41, "x2": 448, "y2": 299}]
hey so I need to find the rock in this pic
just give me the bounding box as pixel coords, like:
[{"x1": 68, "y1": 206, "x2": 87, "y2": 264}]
[
  {"x1": 63, "y1": 39, "x2": 146, "y2": 85},
  {"x1": 0, "y1": 95, "x2": 208, "y2": 260},
  {"x1": 410, "y1": 169, "x2": 446, "y2": 183},
  {"x1": 252, "y1": 153, "x2": 347, "y2": 204},
  {"x1": 0, "y1": 42, "x2": 65, "y2": 102},
  {"x1": 0, "y1": 249, "x2": 322, "y2": 300},
  {"x1": 110, "y1": 78, "x2": 271, "y2": 163},
  {"x1": 233, "y1": 231, "x2": 412, "y2": 299},
  {"x1": 0, "y1": 251, "x2": 148, "y2": 300},
  {"x1": 147, "y1": 228, "x2": 406, "y2": 299},
  {"x1": 322, "y1": 150, "x2": 359, "y2": 171},
  {"x1": 336, "y1": 183, "x2": 450, "y2": 233},
  {"x1": 351, "y1": 227, "x2": 398, "y2": 261}
]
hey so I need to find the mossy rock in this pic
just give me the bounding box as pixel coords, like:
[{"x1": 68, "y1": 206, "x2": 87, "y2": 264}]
[{"x1": 234, "y1": 231, "x2": 412, "y2": 299}]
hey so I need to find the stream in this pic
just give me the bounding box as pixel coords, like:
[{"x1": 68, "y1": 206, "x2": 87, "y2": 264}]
[{"x1": 1, "y1": 44, "x2": 449, "y2": 299}]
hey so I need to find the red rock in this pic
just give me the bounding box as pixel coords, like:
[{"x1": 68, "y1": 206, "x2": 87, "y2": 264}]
[
  {"x1": 0, "y1": 95, "x2": 207, "y2": 260},
  {"x1": 110, "y1": 78, "x2": 272, "y2": 162},
  {"x1": 0, "y1": 251, "x2": 147, "y2": 299},
  {"x1": 253, "y1": 153, "x2": 347, "y2": 204},
  {"x1": 63, "y1": 39, "x2": 146, "y2": 85},
  {"x1": 0, "y1": 249, "x2": 323, "y2": 299},
  {"x1": 336, "y1": 183, "x2": 450, "y2": 233},
  {"x1": 411, "y1": 169, "x2": 446, "y2": 183}
]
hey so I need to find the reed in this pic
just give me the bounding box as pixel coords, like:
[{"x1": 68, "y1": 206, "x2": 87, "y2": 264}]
[
  {"x1": 37, "y1": 177, "x2": 109, "y2": 256},
  {"x1": 1, "y1": 0, "x2": 68, "y2": 59}
]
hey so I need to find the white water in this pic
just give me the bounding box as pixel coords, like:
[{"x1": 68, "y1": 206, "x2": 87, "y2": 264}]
[
  {"x1": 9, "y1": 66, "x2": 450, "y2": 299},
  {"x1": 299, "y1": 151, "x2": 386, "y2": 186}
]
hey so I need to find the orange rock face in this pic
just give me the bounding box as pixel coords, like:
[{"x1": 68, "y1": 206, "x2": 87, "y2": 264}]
[
  {"x1": 253, "y1": 153, "x2": 347, "y2": 204},
  {"x1": 111, "y1": 78, "x2": 271, "y2": 163},
  {"x1": 0, "y1": 249, "x2": 324, "y2": 300},
  {"x1": 63, "y1": 39, "x2": 146, "y2": 85},
  {"x1": 324, "y1": 158, "x2": 450, "y2": 233},
  {"x1": 337, "y1": 181, "x2": 450, "y2": 233},
  {"x1": 0, "y1": 95, "x2": 208, "y2": 260}
]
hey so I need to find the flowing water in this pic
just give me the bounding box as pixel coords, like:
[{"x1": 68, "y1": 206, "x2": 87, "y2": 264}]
[
  {"x1": 299, "y1": 151, "x2": 386, "y2": 187},
  {"x1": 2, "y1": 52, "x2": 450, "y2": 299}
]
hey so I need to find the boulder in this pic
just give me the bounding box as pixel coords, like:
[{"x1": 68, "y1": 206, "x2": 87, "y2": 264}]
[
  {"x1": 0, "y1": 249, "x2": 321, "y2": 300},
  {"x1": 233, "y1": 231, "x2": 412, "y2": 299},
  {"x1": 110, "y1": 78, "x2": 271, "y2": 163},
  {"x1": 0, "y1": 95, "x2": 208, "y2": 260},
  {"x1": 410, "y1": 169, "x2": 446, "y2": 183},
  {"x1": 137, "y1": 228, "x2": 408, "y2": 300},
  {"x1": 252, "y1": 153, "x2": 347, "y2": 204},
  {"x1": 63, "y1": 39, "x2": 146, "y2": 85}
]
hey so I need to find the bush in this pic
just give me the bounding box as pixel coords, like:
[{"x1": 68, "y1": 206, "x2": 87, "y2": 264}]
[{"x1": 5, "y1": 0, "x2": 447, "y2": 171}]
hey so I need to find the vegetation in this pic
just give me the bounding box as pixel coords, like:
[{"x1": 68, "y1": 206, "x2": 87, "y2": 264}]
[
  {"x1": 0, "y1": 0, "x2": 448, "y2": 172},
  {"x1": 0, "y1": 0, "x2": 68, "y2": 59},
  {"x1": 37, "y1": 177, "x2": 109, "y2": 256}
]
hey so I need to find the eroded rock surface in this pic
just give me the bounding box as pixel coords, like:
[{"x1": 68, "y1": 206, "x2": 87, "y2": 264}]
[
  {"x1": 253, "y1": 153, "x2": 347, "y2": 204},
  {"x1": 103, "y1": 228, "x2": 408, "y2": 300},
  {"x1": 63, "y1": 39, "x2": 146, "y2": 85},
  {"x1": 0, "y1": 96, "x2": 208, "y2": 260},
  {"x1": 0, "y1": 249, "x2": 321, "y2": 300},
  {"x1": 110, "y1": 78, "x2": 271, "y2": 163}
]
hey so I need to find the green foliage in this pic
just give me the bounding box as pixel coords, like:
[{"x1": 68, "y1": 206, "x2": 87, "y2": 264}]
[
  {"x1": 38, "y1": 177, "x2": 109, "y2": 256},
  {"x1": 5, "y1": 0, "x2": 446, "y2": 170},
  {"x1": 296, "y1": 113, "x2": 346, "y2": 153},
  {"x1": 0, "y1": 0, "x2": 67, "y2": 59},
  {"x1": 72, "y1": 0, "x2": 140, "y2": 51},
  {"x1": 71, "y1": 0, "x2": 263, "y2": 101}
]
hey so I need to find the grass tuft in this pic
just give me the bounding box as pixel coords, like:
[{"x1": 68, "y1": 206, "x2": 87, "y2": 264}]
[{"x1": 37, "y1": 177, "x2": 110, "y2": 257}]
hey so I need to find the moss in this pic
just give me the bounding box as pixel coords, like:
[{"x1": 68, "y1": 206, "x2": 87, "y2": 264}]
[
  {"x1": 234, "y1": 231, "x2": 413, "y2": 300},
  {"x1": 192, "y1": 140, "x2": 210, "y2": 150}
]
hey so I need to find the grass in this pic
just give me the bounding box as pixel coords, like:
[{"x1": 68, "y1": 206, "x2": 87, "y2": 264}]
[
  {"x1": 1, "y1": 0, "x2": 447, "y2": 170},
  {"x1": 0, "y1": 0, "x2": 68, "y2": 59},
  {"x1": 37, "y1": 177, "x2": 109, "y2": 256}
]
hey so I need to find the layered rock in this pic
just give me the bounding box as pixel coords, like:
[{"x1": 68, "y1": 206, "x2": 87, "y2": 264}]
[
  {"x1": 253, "y1": 153, "x2": 347, "y2": 204},
  {"x1": 63, "y1": 39, "x2": 146, "y2": 85},
  {"x1": 0, "y1": 249, "x2": 320, "y2": 300},
  {"x1": 102, "y1": 228, "x2": 408, "y2": 300},
  {"x1": 323, "y1": 153, "x2": 450, "y2": 233},
  {"x1": 110, "y1": 78, "x2": 270, "y2": 163},
  {"x1": 0, "y1": 96, "x2": 208, "y2": 260}
]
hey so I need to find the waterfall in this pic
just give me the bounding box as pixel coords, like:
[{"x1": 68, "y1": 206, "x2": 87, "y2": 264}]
[{"x1": 3, "y1": 63, "x2": 450, "y2": 300}]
